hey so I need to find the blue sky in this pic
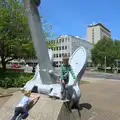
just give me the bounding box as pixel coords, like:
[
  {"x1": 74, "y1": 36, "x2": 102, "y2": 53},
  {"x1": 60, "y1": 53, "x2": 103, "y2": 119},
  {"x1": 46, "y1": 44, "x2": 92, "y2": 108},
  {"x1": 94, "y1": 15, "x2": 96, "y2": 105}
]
[{"x1": 39, "y1": 0, "x2": 120, "y2": 40}]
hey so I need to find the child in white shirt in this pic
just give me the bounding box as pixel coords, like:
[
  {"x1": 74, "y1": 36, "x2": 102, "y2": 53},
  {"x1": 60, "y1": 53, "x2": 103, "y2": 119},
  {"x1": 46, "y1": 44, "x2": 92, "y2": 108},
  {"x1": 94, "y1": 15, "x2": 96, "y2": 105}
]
[{"x1": 11, "y1": 90, "x2": 40, "y2": 120}]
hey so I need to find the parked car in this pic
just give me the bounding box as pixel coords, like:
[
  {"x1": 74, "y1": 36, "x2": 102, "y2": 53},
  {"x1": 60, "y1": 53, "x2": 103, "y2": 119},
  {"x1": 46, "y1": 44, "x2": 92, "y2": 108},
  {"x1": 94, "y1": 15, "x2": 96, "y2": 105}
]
[{"x1": 11, "y1": 64, "x2": 21, "y2": 68}]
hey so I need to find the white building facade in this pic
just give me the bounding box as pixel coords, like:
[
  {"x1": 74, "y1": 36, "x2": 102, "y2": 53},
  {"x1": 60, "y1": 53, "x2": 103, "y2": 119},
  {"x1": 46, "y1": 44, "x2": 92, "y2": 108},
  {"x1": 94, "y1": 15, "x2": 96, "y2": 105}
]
[
  {"x1": 87, "y1": 23, "x2": 111, "y2": 44},
  {"x1": 47, "y1": 35, "x2": 93, "y2": 67}
]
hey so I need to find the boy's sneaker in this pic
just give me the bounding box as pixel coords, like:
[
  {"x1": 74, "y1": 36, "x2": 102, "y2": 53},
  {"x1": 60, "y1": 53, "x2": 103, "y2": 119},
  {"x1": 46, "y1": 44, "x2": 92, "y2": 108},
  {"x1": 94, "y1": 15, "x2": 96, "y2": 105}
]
[{"x1": 61, "y1": 97, "x2": 69, "y2": 102}]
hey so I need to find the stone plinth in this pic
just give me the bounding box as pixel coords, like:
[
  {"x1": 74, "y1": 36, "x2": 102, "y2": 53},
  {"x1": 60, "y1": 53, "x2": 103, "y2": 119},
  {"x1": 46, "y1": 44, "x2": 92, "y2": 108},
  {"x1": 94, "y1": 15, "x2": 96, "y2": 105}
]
[{"x1": 0, "y1": 92, "x2": 92, "y2": 120}]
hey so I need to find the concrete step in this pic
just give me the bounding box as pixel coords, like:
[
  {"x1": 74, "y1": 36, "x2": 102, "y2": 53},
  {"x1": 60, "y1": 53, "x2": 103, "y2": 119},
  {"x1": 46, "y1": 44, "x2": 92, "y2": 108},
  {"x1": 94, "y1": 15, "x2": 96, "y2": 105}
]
[{"x1": 0, "y1": 92, "x2": 93, "y2": 120}]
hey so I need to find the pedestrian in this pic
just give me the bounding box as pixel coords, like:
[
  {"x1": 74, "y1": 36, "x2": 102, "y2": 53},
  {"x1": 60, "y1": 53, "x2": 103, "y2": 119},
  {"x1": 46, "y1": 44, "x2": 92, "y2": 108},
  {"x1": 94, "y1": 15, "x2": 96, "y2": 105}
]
[
  {"x1": 11, "y1": 90, "x2": 40, "y2": 120},
  {"x1": 32, "y1": 64, "x2": 36, "y2": 74},
  {"x1": 60, "y1": 55, "x2": 76, "y2": 100}
]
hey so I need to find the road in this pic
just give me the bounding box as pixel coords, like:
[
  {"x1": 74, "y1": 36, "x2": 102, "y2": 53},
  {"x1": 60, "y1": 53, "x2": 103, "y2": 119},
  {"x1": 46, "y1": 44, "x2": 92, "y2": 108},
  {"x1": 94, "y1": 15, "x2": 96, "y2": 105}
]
[
  {"x1": 84, "y1": 71, "x2": 120, "y2": 80},
  {"x1": 55, "y1": 68, "x2": 120, "y2": 80}
]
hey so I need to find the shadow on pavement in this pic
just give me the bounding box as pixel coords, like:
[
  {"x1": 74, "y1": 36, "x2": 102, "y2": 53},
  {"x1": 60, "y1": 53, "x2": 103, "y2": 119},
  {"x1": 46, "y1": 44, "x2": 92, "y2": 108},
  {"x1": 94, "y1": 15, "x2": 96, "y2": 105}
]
[{"x1": 79, "y1": 103, "x2": 92, "y2": 110}]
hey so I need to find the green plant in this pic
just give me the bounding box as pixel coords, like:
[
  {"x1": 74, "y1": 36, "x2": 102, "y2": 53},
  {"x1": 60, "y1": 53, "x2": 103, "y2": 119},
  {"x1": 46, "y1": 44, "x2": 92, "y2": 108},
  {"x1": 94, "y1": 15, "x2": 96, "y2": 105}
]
[{"x1": 0, "y1": 71, "x2": 34, "y2": 88}]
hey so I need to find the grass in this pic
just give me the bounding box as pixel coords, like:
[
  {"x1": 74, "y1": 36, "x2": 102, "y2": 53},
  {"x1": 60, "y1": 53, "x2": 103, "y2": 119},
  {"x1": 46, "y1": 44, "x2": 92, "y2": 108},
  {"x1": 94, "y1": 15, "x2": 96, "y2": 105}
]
[{"x1": 80, "y1": 80, "x2": 89, "y2": 84}]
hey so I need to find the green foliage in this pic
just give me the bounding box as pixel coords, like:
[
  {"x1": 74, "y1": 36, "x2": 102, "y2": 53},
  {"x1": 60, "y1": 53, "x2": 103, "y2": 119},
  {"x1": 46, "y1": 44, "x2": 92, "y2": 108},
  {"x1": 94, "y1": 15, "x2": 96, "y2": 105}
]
[
  {"x1": 0, "y1": 0, "x2": 32, "y2": 71},
  {"x1": 0, "y1": 0, "x2": 55, "y2": 71},
  {"x1": 91, "y1": 37, "x2": 120, "y2": 67},
  {"x1": 0, "y1": 70, "x2": 34, "y2": 88}
]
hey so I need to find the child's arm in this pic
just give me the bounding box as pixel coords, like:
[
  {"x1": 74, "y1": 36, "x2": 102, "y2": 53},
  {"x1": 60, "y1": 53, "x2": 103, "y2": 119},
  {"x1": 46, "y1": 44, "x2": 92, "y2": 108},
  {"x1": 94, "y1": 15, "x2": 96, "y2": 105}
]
[
  {"x1": 30, "y1": 93, "x2": 40, "y2": 101},
  {"x1": 60, "y1": 64, "x2": 64, "y2": 81},
  {"x1": 69, "y1": 66, "x2": 76, "y2": 80}
]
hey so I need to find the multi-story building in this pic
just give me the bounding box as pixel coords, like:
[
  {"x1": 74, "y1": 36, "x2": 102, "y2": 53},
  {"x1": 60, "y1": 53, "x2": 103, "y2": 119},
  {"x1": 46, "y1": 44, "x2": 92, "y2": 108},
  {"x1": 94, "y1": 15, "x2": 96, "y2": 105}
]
[
  {"x1": 47, "y1": 35, "x2": 93, "y2": 67},
  {"x1": 87, "y1": 23, "x2": 111, "y2": 44}
]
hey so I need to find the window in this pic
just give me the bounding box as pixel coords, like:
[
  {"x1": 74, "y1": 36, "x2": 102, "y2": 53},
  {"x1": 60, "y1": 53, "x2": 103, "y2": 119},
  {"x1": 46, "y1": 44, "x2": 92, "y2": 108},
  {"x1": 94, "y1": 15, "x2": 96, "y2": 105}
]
[
  {"x1": 65, "y1": 46, "x2": 67, "y2": 49},
  {"x1": 59, "y1": 54, "x2": 61, "y2": 57},
  {"x1": 68, "y1": 53, "x2": 70, "y2": 56},
  {"x1": 54, "y1": 54, "x2": 55, "y2": 58},
  {"x1": 68, "y1": 37, "x2": 69, "y2": 41},
  {"x1": 64, "y1": 53, "x2": 67, "y2": 56},
  {"x1": 56, "y1": 47, "x2": 58, "y2": 50},
  {"x1": 62, "y1": 53, "x2": 64, "y2": 56},
  {"x1": 59, "y1": 39, "x2": 61, "y2": 43},
  {"x1": 62, "y1": 39, "x2": 64, "y2": 42},
  {"x1": 100, "y1": 27, "x2": 111, "y2": 37},
  {"x1": 65, "y1": 38, "x2": 67, "y2": 42},
  {"x1": 56, "y1": 54, "x2": 58, "y2": 57},
  {"x1": 59, "y1": 46, "x2": 61, "y2": 50},
  {"x1": 62, "y1": 46, "x2": 64, "y2": 50}
]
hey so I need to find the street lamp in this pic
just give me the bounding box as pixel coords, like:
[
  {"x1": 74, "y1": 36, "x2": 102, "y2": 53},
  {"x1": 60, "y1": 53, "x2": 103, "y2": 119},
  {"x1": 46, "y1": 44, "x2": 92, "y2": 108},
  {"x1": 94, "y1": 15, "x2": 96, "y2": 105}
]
[{"x1": 105, "y1": 56, "x2": 106, "y2": 73}]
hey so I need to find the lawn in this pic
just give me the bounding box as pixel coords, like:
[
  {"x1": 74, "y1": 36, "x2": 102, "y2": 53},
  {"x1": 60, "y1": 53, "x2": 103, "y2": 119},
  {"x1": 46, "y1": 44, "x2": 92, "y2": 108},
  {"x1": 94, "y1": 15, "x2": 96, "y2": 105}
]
[{"x1": 80, "y1": 80, "x2": 89, "y2": 84}]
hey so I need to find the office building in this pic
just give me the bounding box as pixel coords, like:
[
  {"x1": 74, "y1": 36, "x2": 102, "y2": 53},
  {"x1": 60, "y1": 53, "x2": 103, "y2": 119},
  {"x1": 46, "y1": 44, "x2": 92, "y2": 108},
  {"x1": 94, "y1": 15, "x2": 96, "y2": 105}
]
[
  {"x1": 87, "y1": 23, "x2": 111, "y2": 44},
  {"x1": 47, "y1": 35, "x2": 93, "y2": 67}
]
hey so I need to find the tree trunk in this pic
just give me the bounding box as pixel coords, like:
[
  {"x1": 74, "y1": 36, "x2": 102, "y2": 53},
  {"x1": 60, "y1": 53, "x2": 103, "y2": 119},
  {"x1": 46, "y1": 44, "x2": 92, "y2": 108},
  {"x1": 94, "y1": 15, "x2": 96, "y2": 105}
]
[{"x1": 1, "y1": 58, "x2": 6, "y2": 72}]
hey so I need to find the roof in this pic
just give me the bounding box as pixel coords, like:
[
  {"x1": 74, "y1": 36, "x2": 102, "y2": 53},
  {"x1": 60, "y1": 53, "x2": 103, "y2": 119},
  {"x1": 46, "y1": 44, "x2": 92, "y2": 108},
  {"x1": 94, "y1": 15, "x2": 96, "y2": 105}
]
[{"x1": 88, "y1": 23, "x2": 111, "y2": 33}]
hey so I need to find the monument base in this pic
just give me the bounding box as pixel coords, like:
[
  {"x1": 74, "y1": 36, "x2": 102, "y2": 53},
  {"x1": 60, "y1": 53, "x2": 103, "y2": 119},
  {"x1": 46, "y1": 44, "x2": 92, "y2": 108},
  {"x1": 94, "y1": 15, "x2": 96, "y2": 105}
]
[{"x1": 0, "y1": 92, "x2": 92, "y2": 120}]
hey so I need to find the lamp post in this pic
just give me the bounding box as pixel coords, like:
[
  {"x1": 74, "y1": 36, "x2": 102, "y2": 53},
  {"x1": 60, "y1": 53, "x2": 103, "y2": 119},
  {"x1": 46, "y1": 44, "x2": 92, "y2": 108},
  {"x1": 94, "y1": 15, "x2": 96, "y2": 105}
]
[{"x1": 105, "y1": 56, "x2": 106, "y2": 73}]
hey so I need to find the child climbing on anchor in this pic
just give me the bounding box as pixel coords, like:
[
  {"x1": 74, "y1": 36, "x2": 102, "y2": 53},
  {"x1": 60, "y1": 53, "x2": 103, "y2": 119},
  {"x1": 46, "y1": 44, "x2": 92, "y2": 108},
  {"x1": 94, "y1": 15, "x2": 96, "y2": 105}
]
[
  {"x1": 11, "y1": 89, "x2": 40, "y2": 120},
  {"x1": 60, "y1": 54, "x2": 76, "y2": 100}
]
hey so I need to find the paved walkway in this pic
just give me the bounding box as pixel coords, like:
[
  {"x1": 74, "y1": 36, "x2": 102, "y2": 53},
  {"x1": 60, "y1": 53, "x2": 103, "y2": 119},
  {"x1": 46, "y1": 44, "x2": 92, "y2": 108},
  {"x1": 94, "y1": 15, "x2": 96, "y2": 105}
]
[
  {"x1": 0, "y1": 79, "x2": 120, "y2": 119},
  {"x1": 80, "y1": 79, "x2": 120, "y2": 120}
]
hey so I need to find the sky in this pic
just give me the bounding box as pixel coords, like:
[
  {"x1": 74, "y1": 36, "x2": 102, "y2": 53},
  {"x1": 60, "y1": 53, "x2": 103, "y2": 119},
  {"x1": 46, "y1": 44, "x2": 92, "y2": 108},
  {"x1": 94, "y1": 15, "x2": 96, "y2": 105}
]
[{"x1": 39, "y1": 0, "x2": 120, "y2": 40}]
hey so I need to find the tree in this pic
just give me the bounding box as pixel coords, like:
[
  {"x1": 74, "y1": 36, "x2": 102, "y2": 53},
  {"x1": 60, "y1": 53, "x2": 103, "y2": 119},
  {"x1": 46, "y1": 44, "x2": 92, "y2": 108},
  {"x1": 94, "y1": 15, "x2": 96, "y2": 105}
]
[
  {"x1": 0, "y1": 0, "x2": 56, "y2": 71},
  {"x1": 0, "y1": 0, "x2": 31, "y2": 71},
  {"x1": 91, "y1": 37, "x2": 117, "y2": 67}
]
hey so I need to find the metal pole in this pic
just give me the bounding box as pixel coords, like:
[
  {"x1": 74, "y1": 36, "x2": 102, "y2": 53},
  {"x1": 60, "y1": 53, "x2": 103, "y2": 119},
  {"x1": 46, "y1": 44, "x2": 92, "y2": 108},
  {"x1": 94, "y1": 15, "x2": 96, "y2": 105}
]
[{"x1": 105, "y1": 56, "x2": 106, "y2": 73}]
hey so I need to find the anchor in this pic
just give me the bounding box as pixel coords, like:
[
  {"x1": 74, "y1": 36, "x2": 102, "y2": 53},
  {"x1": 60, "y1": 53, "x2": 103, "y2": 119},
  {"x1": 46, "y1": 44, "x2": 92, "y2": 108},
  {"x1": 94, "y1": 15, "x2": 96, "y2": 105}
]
[{"x1": 22, "y1": 0, "x2": 88, "y2": 111}]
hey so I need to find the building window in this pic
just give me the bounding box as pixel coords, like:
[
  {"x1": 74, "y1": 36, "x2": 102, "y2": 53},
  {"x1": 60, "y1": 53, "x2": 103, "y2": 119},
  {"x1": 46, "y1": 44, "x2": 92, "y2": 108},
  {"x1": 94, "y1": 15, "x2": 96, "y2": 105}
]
[
  {"x1": 62, "y1": 46, "x2": 64, "y2": 50},
  {"x1": 64, "y1": 53, "x2": 67, "y2": 56},
  {"x1": 68, "y1": 37, "x2": 69, "y2": 41},
  {"x1": 56, "y1": 54, "x2": 58, "y2": 58},
  {"x1": 59, "y1": 46, "x2": 61, "y2": 50},
  {"x1": 56, "y1": 47, "x2": 58, "y2": 50},
  {"x1": 62, "y1": 39, "x2": 64, "y2": 42},
  {"x1": 54, "y1": 54, "x2": 55, "y2": 58},
  {"x1": 100, "y1": 27, "x2": 111, "y2": 37},
  {"x1": 59, "y1": 39, "x2": 61, "y2": 43},
  {"x1": 62, "y1": 53, "x2": 64, "y2": 56},
  {"x1": 65, "y1": 38, "x2": 67, "y2": 42},
  {"x1": 59, "y1": 54, "x2": 61, "y2": 57},
  {"x1": 68, "y1": 53, "x2": 70, "y2": 56},
  {"x1": 65, "y1": 46, "x2": 67, "y2": 49}
]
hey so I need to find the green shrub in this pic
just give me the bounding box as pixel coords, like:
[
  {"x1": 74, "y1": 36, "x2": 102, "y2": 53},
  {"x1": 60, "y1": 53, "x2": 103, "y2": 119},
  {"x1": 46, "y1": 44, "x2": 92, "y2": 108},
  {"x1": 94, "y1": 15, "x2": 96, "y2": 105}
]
[{"x1": 0, "y1": 71, "x2": 34, "y2": 88}]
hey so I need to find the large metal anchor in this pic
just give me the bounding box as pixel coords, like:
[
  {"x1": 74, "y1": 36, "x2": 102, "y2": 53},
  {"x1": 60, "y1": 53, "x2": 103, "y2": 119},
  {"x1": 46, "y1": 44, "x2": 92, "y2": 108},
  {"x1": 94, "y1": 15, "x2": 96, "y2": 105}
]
[{"x1": 22, "y1": 0, "x2": 88, "y2": 111}]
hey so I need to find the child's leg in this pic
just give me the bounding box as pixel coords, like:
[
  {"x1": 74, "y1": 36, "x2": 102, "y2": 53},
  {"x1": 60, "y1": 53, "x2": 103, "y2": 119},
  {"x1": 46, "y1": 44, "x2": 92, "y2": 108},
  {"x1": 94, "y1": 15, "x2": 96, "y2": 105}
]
[
  {"x1": 11, "y1": 107, "x2": 20, "y2": 120},
  {"x1": 64, "y1": 79, "x2": 69, "y2": 99},
  {"x1": 17, "y1": 108, "x2": 28, "y2": 120},
  {"x1": 60, "y1": 81, "x2": 66, "y2": 99}
]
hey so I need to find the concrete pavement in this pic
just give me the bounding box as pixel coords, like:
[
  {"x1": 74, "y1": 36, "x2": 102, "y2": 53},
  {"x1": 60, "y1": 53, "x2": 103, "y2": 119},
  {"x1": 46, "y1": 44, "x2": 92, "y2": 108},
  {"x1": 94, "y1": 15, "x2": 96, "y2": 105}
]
[
  {"x1": 80, "y1": 80, "x2": 120, "y2": 120},
  {"x1": 0, "y1": 77, "x2": 120, "y2": 119}
]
